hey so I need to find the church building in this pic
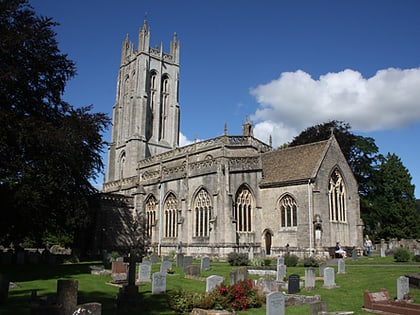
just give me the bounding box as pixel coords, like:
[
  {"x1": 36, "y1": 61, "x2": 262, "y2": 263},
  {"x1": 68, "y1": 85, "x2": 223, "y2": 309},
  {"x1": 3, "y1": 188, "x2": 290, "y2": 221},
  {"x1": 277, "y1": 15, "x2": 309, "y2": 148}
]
[{"x1": 101, "y1": 21, "x2": 363, "y2": 258}]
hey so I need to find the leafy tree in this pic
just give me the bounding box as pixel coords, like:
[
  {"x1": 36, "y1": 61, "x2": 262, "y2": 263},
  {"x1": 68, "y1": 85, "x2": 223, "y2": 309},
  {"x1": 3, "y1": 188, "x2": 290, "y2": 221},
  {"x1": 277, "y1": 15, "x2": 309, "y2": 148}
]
[
  {"x1": 365, "y1": 153, "x2": 419, "y2": 240},
  {"x1": 0, "y1": 0, "x2": 110, "y2": 247}
]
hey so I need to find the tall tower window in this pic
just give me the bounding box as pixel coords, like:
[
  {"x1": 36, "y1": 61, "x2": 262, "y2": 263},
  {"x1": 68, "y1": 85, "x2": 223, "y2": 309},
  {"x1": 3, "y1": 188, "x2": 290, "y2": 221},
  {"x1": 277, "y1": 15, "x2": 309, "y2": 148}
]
[
  {"x1": 118, "y1": 152, "x2": 126, "y2": 180},
  {"x1": 328, "y1": 169, "x2": 347, "y2": 222},
  {"x1": 164, "y1": 193, "x2": 178, "y2": 238},
  {"x1": 194, "y1": 189, "x2": 212, "y2": 237},
  {"x1": 235, "y1": 187, "x2": 253, "y2": 232},
  {"x1": 146, "y1": 196, "x2": 157, "y2": 238},
  {"x1": 160, "y1": 75, "x2": 169, "y2": 140},
  {"x1": 279, "y1": 195, "x2": 298, "y2": 227}
]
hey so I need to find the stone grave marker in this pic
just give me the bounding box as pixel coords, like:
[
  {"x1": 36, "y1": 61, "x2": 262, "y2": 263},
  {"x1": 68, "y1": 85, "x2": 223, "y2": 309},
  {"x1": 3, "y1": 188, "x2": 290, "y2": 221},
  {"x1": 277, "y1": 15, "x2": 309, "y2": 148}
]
[
  {"x1": 229, "y1": 267, "x2": 248, "y2": 285},
  {"x1": 323, "y1": 267, "x2": 337, "y2": 288},
  {"x1": 201, "y1": 256, "x2": 210, "y2": 271},
  {"x1": 287, "y1": 274, "x2": 300, "y2": 294},
  {"x1": 162, "y1": 256, "x2": 169, "y2": 262},
  {"x1": 182, "y1": 255, "x2": 193, "y2": 272},
  {"x1": 319, "y1": 262, "x2": 327, "y2": 277},
  {"x1": 152, "y1": 272, "x2": 166, "y2": 294},
  {"x1": 310, "y1": 301, "x2": 328, "y2": 315},
  {"x1": 352, "y1": 248, "x2": 358, "y2": 260},
  {"x1": 0, "y1": 274, "x2": 10, "y2": 304},
  {"x1": 305, "y1": 268, "x2": 316, "y2": 290},
  {"x1": 248, "y1": 247, "x2": 254, "y2": 260},
  {"x1": 277, "y1": 256, "x2": 284, "y2": 266},
  {"x1": 337, "y1": 258, "x2": 346, "y2": 274},
  {"x1": 206, "y1": 275, "x2": 224, "y2": 292},
  {"x1": 176, "y1": 253, "x2": 184, "y2": 267},
  {"x1": 57, "y1": 279, "x2": 78, "y2": 315},
  {"x1": 185, "y1": 265, "x2": 200, "y2": 276},
  {"x1": 276, "y1": 264, "x2": 286, "y2": 282},
  {"x1": 397, "y1": 276, "x2": 409, "y2": 300},
  {"x1": 261, "y1": 249, "x2": 266, "y2": 258},
  {"x1": 256, "y1": 278, "x2": 278, "y2": 295},
  {"x1": 150, "y1": 254, "x2": 159, "y2": 264},
  {"x1": 160, "y1": 260, "x2": 172, "y2": 273},
  {"x1": 266, "y1": 291, "x2": 285, "y2": 315},
  {"x1": 138, "y1": 263, "x2": 152, "y2": 282}
]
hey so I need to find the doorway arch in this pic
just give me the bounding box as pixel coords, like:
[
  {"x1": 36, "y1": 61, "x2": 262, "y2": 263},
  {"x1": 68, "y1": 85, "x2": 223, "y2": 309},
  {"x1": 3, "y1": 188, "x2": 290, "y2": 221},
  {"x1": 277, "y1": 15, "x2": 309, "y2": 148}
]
[{"x1": 262, "y1": 229, "x2": 273, "y2": 255}]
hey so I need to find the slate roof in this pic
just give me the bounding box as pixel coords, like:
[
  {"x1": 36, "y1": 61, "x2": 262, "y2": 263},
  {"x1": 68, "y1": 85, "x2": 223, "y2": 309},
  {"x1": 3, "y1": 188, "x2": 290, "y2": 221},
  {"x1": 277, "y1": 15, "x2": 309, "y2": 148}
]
[{"x1": 260, "y1": 138, "x2": 331, "y2": 187}]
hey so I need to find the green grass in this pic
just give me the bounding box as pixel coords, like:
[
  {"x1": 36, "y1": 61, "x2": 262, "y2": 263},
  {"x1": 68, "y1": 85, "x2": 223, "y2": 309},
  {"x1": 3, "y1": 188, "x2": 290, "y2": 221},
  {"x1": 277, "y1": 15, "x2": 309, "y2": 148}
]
[{"x1": 0, "y1": 256, "x2": 419, "y2": 315}]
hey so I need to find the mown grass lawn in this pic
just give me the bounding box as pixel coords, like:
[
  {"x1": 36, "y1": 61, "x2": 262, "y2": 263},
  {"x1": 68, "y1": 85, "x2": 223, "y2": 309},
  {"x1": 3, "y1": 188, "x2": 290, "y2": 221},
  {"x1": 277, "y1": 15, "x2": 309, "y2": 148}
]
[{"x1": 0, "y1": 255, "x2": 419, "y2": 315}]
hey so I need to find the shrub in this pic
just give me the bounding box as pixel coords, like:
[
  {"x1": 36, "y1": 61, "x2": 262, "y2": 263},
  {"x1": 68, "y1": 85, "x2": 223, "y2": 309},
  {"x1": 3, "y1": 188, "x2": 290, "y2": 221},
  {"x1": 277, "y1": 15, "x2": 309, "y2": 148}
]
[
  {"x1": 393, "y1": 247, "x2": 410, "y2": 262},
  {"x1": 303, "y1": 257, "x2": 319, "y2": 267},
  {"x1": 167, "y1": 289, "x2": 209, "y2": 313},
  {"x1": 284, "y1": 254, "x2": 299, "y2": 267},
  {"x1": 227, "y1": 252, "x2": 249, "y2": 266},
  {"x1": 413, "y1": 255, "x2": 420, "y2": 262},
  {"x1": 249, "y1": 258, "x2": 263, "y2": 266},
  {"x1": 263, "y1": 258, "x2": 272, "y2": 266}
]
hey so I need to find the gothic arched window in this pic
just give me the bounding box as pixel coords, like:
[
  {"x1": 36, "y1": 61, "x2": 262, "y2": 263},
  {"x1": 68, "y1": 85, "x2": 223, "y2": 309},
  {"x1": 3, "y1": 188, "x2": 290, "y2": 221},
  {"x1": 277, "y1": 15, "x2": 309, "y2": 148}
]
[
  {"x1": 235, "y1": 187, "x2": 253, "y2": 232},
  {"x1": 146, "y1": 196, "x2": 157, "y2": 238},
  {"x1": 279, "y1": 195, "x2": 298, "y2": 227},
  {"x1": 194, "y1": 189, "x2": 212, "y2": 237},
  {"x1": 328, "y1": 169, "x2": 347, "y2": 222},
  {"x1": 118, "y1": 152, "x2": 126, "y2": 180},
  {"x1": 164, "y1": 193, "x2": 178, "y2": 238}
]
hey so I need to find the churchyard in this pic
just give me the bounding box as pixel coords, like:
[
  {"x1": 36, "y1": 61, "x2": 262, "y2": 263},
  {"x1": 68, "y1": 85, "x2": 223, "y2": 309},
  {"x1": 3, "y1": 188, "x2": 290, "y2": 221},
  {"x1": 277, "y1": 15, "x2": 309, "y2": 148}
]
[{"x1": 0, "y1": 253, "x2": 419, "y2": 315}]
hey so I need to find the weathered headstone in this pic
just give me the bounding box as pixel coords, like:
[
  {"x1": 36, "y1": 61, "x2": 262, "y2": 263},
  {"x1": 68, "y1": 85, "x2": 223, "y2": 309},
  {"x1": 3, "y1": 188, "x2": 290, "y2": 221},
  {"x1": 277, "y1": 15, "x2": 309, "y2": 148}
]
[
  {"x1": 182, "y1": 255, "x2": 193, "y2": 272},
  {"x1": 310, "y1": 301, "x2": 328, "y2": 315},
  {"x1": 305, "y1": 268, "x2": 316, "y2": 290},
  {"x1": 319, "y1": 262, "x2": 327, "y2": 277},
  {"x1": 248, "y1": 247, "x2": 254, "y2": 260},
  {"x1": 176, "y1": 253, "x2": 184, "y2": 267},
  {"x1": 162, "y1": 255, "x2": 169, "y2": 262},
  {"x1": 397, "y1": 276, "x2": 409, "y2": 300},
  {"x1": 352, "y1": 248, "x2": 358, "y2": 260},
  {"x1": 256, "y1": 278, "x2": 278, "y2": 295},
  {"x1": 287, "y1": 274, "x2": 300, "y2": 294},
  {"x1": 57, "y1": 279, "x2": 78, "y2": 315},
  {"x1": 229, "y1": 267, "x2": 248, "y2": 285},
  {"x1": 266, "y1": 291, "x2": 285, "y2": 315},
  {"x1": 185, "y1": 265, "x2": 200, "y2": 276},
  {"x1": 201, "y1": 256, "x2": 210, "y2": 271},
  {"x1": 160, "y1": 260, "x2": 172, "y2": 273},
  {"x1": 112, "y1": 261, "x2": 127, "y2": 274},
  {"x1": 0, "y1": 274, "x2": 10, "y2": 304},
  {"x1": 277, "y1": 256, "x2": 284, "y2": 266},
  {"x1": 323, "y1": 267, "x2": 337, "y2": 288},
  {"x1": 152, "y1": 272, "x2": 166, "y2": 294},
  {"x1": 150, "y1": 254, "x2": 159, "y2": 264},
  {"x1": 261, "y1": 249, "x2": 266, "y2": 259},
  {"x1": 206, "y1": 275, "x2": 224, "y2": 292},
  {"x1": 138, "y1": 263, "x2": 152, "y2": 282},
  {"x1": 276, "y1": 264, "x2": 286, "y2": 281},
  {"x1": 337, "y1": 258, "x2": 346, "y2": 274}
]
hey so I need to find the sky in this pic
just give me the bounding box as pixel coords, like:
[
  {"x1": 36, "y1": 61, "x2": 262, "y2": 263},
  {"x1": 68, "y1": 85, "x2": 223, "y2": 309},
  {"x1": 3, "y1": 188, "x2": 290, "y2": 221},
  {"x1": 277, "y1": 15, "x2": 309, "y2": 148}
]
[{"x1": 30, "y1": 0, "x2": 420, "y2": 198}]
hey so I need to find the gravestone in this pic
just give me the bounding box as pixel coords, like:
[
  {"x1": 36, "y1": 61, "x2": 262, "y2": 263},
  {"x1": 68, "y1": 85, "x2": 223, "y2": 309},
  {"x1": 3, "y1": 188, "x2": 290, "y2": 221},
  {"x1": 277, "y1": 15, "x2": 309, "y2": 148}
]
[
  {"x1": 397, "y1": 276, "x2": 409, "y2": 300},
  {"x1": 323, "y1": 267, "x2": 337, "y2": 288},
  {"x1": 201, "y1": 256, "x2": 210, "y2": 271},
  {"x1": 185, "y1": 265, "x2": 200, "y2": 276},
  {"x1": 277, "y1": 256, "x2": 285, "y2": 266},
  {"x1": 0, "y1": 274, "x2": 10, "y2": 304},
  {"x1": 182, "y1": 255, "x2": 193, "y2": 272},
  {"x1": 138, "y1": 263, "x2": 152, "y2": 282},
  {"x1": 206, "y1": 275, "x2": 224, "y2": 292},
  {"x1": 319, "y1": 262, "x2": 327, "y2": 277},
  {"x1": 305, "y1": 268, "x2": 316, "y2": 290},
  {"x1": 162, "y1": 256, "x2": 169, "y2": 262},
  {"x1": 176, "y1": 253, "x2": 184, "y2": 267},
  {"x1": 310, "y1": 301, "x2": 328, "y2": 315},
  {"x1": 160, "y1": 260, "x2": 172, "y2": 273},
  {"x1": 337, "y1": 258, "x2": 346, "y2": 274},
  {"x1": 266, "y1": 291, "x2": 285, "y2": 315},
  {"x1": 276, "y1": 264, "x2": 286, "y2": 281},
  {"x1": 256, "y1": 278, "x2": 278, "y2": 295},
  {"x1": 112, "y1": 261, "x2": 127, "y2": 274},
  {"x1": 150, "y1": 254, "x2": 159, "y2": 264},
  {"x1": 287, "y1": 274, "x2": 300, "y2": 294},
  {"x1": 57, "y1": 279, "x2": 78, "y2": 315},
  {"x1": 261, "y1": 249, "x2": 266, "y2": 258},
  {"x1": 229, "y1": 267, "x2": 248, "y2": 285},
  {"x1": 352, "y1": 248, "x2": 358, "y2": 260},
  {"x1": 152, "y1": 272, "x2": 166, "y2": 294}
]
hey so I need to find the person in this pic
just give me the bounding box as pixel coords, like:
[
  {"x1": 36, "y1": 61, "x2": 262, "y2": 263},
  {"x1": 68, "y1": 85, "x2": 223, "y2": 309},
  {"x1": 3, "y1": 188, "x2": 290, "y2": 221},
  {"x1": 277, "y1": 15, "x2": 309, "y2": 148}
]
[
  {"x1": 365, "y1": 235, "x2": 373, "y2": 256},
  {"x1": 335, "y1": 241, "x2": 347, "y2": 258}
]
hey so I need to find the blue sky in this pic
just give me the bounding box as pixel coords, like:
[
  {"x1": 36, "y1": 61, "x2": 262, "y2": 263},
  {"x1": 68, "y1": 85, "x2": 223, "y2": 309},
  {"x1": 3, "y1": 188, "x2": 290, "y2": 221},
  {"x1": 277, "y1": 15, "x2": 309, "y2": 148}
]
[{"x1": 31, "y1": 1, "x2": 420, "y2": 198}]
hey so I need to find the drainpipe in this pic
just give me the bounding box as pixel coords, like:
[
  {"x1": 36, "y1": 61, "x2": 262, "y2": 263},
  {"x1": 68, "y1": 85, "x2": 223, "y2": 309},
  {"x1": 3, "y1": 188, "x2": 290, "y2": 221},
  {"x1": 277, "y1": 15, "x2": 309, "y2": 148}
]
[
  {"x1": 308, "y1": 179, "x2": 313, "y2": 256},
  {"x1": 158, "y1": 183, "x2": 163, "y2": 256}
]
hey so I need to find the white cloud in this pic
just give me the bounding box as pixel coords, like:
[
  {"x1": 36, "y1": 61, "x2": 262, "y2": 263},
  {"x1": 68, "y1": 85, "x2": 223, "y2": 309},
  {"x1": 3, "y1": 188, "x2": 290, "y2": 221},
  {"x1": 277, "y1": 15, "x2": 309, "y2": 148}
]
[
  {"x1": 179, "y1": 132, "x2": 193, "y2": 147},
  {"x1": 250, "y1": 68, "x2": 420, "y2": 147}
]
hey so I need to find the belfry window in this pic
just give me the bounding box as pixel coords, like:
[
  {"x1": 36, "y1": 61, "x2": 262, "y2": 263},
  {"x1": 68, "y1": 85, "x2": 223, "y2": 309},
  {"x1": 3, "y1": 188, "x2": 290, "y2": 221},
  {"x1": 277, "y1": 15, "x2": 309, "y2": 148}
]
[
  {"x1": 235, "y1": 187, "x2": 253, "y2": 232},
  {"x1": 279, "y1": 195, "x2": 297, "y2": 227},
  {"x1": 146, "y1": 196, "x2": 157, "y2": 238},
  {"x1": 328, "y1": 169, "x2": 347, "y2": 222},
  {"x1": 164, "y1": 193, "x2": 178, "y2": 238},
  {"x1": 194, "y1": 189, "x2": 212, "y2": 237}
]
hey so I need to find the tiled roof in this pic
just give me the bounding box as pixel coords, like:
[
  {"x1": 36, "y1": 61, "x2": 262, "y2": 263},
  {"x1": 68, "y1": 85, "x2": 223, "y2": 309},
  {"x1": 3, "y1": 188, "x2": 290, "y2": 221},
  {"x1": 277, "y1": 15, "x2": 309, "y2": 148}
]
[{"x1": 260, "y1": 139, "x2": 330, "y2": 187}]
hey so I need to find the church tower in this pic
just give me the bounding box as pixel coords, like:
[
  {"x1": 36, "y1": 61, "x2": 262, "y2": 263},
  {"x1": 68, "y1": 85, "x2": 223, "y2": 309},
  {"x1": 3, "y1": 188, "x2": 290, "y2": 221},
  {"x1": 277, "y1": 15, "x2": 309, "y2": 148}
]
[{"x1": 106, "y1": 21, "x2": 180, "y2": 182}]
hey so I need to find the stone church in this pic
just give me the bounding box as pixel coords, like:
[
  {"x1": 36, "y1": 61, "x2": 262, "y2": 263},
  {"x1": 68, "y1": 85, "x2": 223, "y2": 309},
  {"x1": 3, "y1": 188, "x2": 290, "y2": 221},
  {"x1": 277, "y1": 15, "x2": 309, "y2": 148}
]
[{"x1": 101, "y1": 21, "x2": 363, "y2": 258}]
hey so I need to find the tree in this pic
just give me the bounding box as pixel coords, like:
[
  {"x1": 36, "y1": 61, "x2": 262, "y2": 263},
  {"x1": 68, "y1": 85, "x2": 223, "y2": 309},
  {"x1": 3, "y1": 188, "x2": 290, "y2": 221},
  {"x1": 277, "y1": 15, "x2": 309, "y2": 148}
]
[
  {"x1": 365, "y1": 153, "x2": 419, "y2": 240},
  {"x1": 0, "y1": 0, "x2": 110, "y2": 247}
]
